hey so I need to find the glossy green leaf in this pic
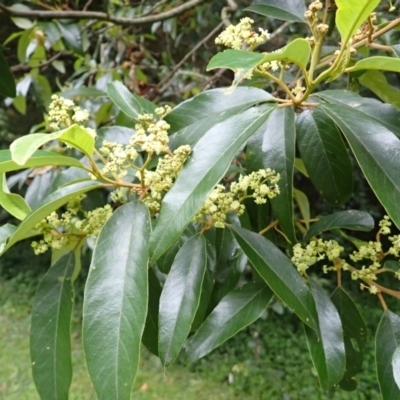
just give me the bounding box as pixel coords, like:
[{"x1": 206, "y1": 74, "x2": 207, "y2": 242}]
[
  {"x1": 245, "y1": 0, "x2": 306, "y2": 22},
  {"x1": 0, "y1": 173, "x2": 31, "y2": 220},
  {"x1": 260, "y1": 107, "x2": 296, "y2": 243},
  {"x1": 392, "y1": 347, "x2": 400, "y2": 391},
  {"x1": 315, "y1": 90, "x2": 400, "y2": 137},
  {"x1": 376, "y1": 311, "x2": 400, "y2": 400},
  {"x1": 335, "y1": 0, "x2": 380, "y2": 44},
  {"x1": 107, "y1": 81, "x2": 156, "y2": 122},
  {"x1": 0, "y1": 150, "x2": 85, "y2": 174},
  {"x1": 230, "y1": 225, "x2": 318, "y2": 331},
  {"x1": 331, "y1": 287, "x2": 367, "y2": 389},
  {"x1": 83, "y1": 201, "x2": 151, "y2": 400},
  {"x1": 0, "y1": 50, "x2": 16, "y2": 97},
  {"x1": 320, "y1": 103, "x2": 400, "y2": 229},
  {"x1": 304, "y1": 210, "x2": 374, "y2": 242},
  {"x1": 304, "y1": 280, "x2": 345, "y2": 390},
  {"x1": 149, "y1": 104, "x2": 276, "y2": 263},
  {"x1": 159, "y1": 234, "x2": 207, "y2": 366},
  {"x1": 348, "y1": 57, "x2": 400, "y2": 73},
  {"x1": 296, "y1": 107, "x2": 353, "y2": 205},
  {"x1": 184, "y1": 283, "x2": 273, "y2": 363},
  {"x1": 10, "y1": 125, "x2": 95, "y2": 166},
  {"x1": 1, "y1": 181, "x2": 102, "y2": 254},
  {"x1": 57, "y1": 21, "x2": 83, "y2": 54},
  {"x1": 294, "y1": 189, "x2": 310, "y2": 229},
  {"x1": 30, "y1": 252, "x2": 75, "y2": 400},
  {"x1": 50, "y1": 167, "x2": 90, "y2": 191}
]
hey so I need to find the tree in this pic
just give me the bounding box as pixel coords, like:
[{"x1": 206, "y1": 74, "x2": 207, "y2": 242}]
[{"x1": 1, "y1": 0, "x2": 400, "y2": 399}]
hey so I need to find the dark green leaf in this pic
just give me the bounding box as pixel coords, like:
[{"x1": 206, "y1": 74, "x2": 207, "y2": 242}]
[
  {"x1": 296, "y1": 107, "x2": 353, "y2": 205},
  {"x1": 304, "y1": 280, "x2": 345, "y2": 390},
  {"x1": 83, "y1": 201, "x2": 151, "y2": 400},
  {"x1": 304, "y1": 210, "x2": 374, "y2": 242},
  {"x1": 149, "y1": 104, "x2": 276, "y2": 263},
  {"x1": 50, "y1": 167, "x2": 90, "y2": 191},
  {"x1": 159, "y1": 235, "x2": 207, "y2": 366},
  {"x1": 0, "y1": 50, "x2": 16, "y2": 97},
  {"x1": 320, "y1": 103, "x2": 400, "y2": 229},
  {"x1": 30, "y1": 252, "x2": 75, "y2": 400},
  {"x1": 376, "y1": 311, "x2": 400, "y2": 400},
  {"x1": 184, "y1": 283, "x2": 273, "y2": 363},
  {"x1": 230, "y1": 225, "x2": 318, "y2": 331},
  {"x1": 245, "y1": 0, "x2": 306, "y2": 22},
  {"x1": 57, "y1": 21, "x2": 83, "y2": 54}
]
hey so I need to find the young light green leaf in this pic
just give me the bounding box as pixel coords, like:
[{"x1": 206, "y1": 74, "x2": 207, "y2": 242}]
[
  {"x1": 245, "y1": 0, "x2": 306, "y2": 22},
  {"x1": 348, "y1": 56, "x2": 400, "y2": 73},
  {"x1": 10, "y1": 125, "x2": 95, "y2": 166},
  {"x1": 159, "y1": 234, "x2": 207, "y2": 366},
  {"x1": 83, "y1": 201, "x2": 151, "y2": 400},
  {"x1": 230, "y1": 225, "x2": 318, "y2": 331},
  {"x1": 304, "y1": 280, "x2": 345, "y2": 391},
  {"x1": 30, "y1": 252, "x2": 75, "y2": 400},
  {"x1": 304, "y1": 210, "x2": 374, "y2": 242},
  {"x1": 335, "y1": 0, "x2": 380, "y2": 45},
  {"x1": 0, "y1": 172, "x2": 31, "y2": 220},
  {"x1": 293, "y1": 189, "x2": 310, "y2": 229},
  {"x1": 296, "y1": 107, "x2": 353, "y2": 205},
  {"x1": 0, "y1": 49, "x2": 16, "y2": 97},
  {"x1": 107, "y1": 81, "x2": 156, "y2": 122},
  {"x1": 320, "y1": 103, "x2": 400, "y2": 229},
  {"x1": 392, "y1": 347, "x2": 400, "y2": 391},
  {"x1": 376, "y1": 311, "x2": 400, "y2": 400},
  {"x1": 149, "y1": 104, "x2": 276, "y2": 263},
  {"x1": 0, "y1": 149, "x2": 86, "y2": 174},
  {"x1": 184, "y1": 283, "x2": 273, "y2": 363}
]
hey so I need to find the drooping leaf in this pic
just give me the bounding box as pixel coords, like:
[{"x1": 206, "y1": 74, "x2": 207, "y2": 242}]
[
  {"x1": 30, "y1": 252, "x2": 75, "y2": 400},
  {"x1": 1, "y1": 181, "x2": 102, "y2": 255},
  {"x1": 376, "y1": 311, "x2": 400, "y2": 400},
  {"x1": 159, "y1": 234, "x2": 207, "y2": 366},
  {"x1": 0, "y1": 149, "x2": 86, "y2": 173},
  {"x1": 304, "y1": 280, "x2": 345, "y2": 390},
  {"x1": 83, "y1": 201, "x2": 150, "y2": 400},
  {"x1": 296, "y1": 107, "x2": 353, "y2": 205},
  {"x1": 149, "y1": 104, "x2": 276, "y2": 263},
  {"x1": 293, "y1": 189, "x2": 310, "y2": 229},
  {"x1": 230, "y1": 225, "x2": 318, "y2": 331},
  {"x1": 0, "y1": 172, "x2": 31, "y2": 220},
  {"x1": 335, "y1": 0, "x2": 380, "y2": 45},
  {"x1": 184, "y1": 283, "x2": 273, "y2": 363},
  {"x1": 245, "y1": 0, "x2": 306, "y2": 22},
  {"x1": 10, "y1": 125, "x2": 95, "y2": 166},
  {"x1": 392, "y1": 347, "x2": 400, "y2": 391},
  {"x1": 304, "y1": 210, "x2": 374, "y2": 242},
  {"x1": 107, "y1": 81, "x2": 156, "y2": 122},
  {"x1": 0, "y1": 49, "x2": 16, "y2": 97},
  {"x1": 348, "y1": 57, "x2": 400, "y2": 73},
  {"x1": 320, "y1": 103, "x2": 400, "y2": 229}
]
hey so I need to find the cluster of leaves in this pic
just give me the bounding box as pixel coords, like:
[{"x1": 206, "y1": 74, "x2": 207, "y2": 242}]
[{"x1": 2, "y1": 0, "x2": 400, "y2": 400}]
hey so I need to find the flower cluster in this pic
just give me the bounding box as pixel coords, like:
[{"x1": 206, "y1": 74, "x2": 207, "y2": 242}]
[
  {"x1": 304, "y1": 0, "x2": 323, "y2": 21},
  {"x1": 215, "y1": 17, "x2": 269, "y2": 50},
  {"x1": 31, "y1": 195, "x2": 112, "y2": 254},
  {"x1": 195, "y1": 168, "x2": 280, "y2": 228},
  {"x1": 48, "y1": 95, "x2": 90, "y2": 130}
]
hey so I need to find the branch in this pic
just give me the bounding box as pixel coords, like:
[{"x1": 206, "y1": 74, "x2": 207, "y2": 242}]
[
  {"x1": 10, "y1": 51, "x2": 66, "y2": 73},
  {"x1": 0, "y1": 0, "x2": 211, "y2": 26}
]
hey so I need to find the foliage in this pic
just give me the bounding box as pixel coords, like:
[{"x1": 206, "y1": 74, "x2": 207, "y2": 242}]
[{"x1": 2, "y1": 0, "x2": 400, "y2": 399}]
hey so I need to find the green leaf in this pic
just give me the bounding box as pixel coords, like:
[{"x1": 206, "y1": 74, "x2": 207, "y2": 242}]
[
  {"x1": 10, "y1": 125, "x2": 95, "y2": 166},
  {"x1": 159, "y1": 234, "x2": 207, "y2": 366},
  {"x1": 149, "y1": 104, "x2": 276, "y2": 263},
  {"x1": 83, "y1": 201, "x2": 150, "y2": 400},
  {"x1": 0, "y1": 50, "x2": 16, "y2": 97},
  {"x1": 30, "y1": 252, "x2": 75, "y2": 400},
  {"x1": 230, "y1": 225, "x2": 318, "y2": 331},
  {"x1": 392, "y1": 347, "x2": 400, "y2": 391},
  {"x1": 0, "y1": 150, "x2": 85, "y2": 174},
  {"x1": 331, "y1": 287, "x2": 367, "y2": 390},
  {"x1": 1, "y1": 181, "x2": 102, "y2": 254},
  {"x1": 107, "y1": 81, "x2": 156, "y2": 122},
  {"x1": 245, "y1": 0, "x2": 306, "y2": 22},
  {"x1": 10, "y1": 4, "x2": 35, "y2": 30},
  {"x1": 320, "y1": 103, "x2": 400, "y2": 229},
  {"x1": 260, "y1": 107, "x2": 296, "y2": 243},
  {"x1": 315, "y1": 90, "x2": 400, "y2": 137},
  {"x1": 304, "y1": 210, "x2": 374, "y2": 242},
  {"x1": 296, "y1": 107, "x2": 353, "y2": 205},
  {"x1": 0, "y1": 172, "x2": 31, "y2": 220},
  {"x1": 184, "y1": 283, "x2": 273, "y2": 363},
  {"x1": 50, "y1": 167, "x2": 90, "y2": 191},
  {"x1": 335, "y1": 0, "x2": 380, "y2": 45},
  {"x1": 57, "y1": 21, "x2": 83, "y2": 54},
  {"x1": 293, "y1": 189, "x2": 310, "y2": 229},
  {"x1": 348, "y1": 57, "x2": 400, "y2": 73},
  {"x1": 376, "y1": 311, "x2": 400, "y2": 400},
  {"x1": 0, "y1": 224, "x2": 17, "y2": 252},
  {"x1": 304, "y1": 280, "x2": 345, "y2": 390}
]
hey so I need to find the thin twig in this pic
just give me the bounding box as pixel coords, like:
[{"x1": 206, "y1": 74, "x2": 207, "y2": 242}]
[{"x1": 10, "y1": 51, "x2": 66, "y2": 73}]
